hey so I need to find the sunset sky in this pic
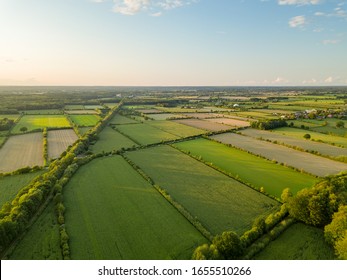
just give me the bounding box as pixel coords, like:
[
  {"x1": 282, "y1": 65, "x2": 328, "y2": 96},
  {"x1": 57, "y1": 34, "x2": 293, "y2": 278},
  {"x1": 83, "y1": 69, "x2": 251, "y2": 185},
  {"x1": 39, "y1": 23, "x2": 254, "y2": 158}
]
[{"x1": 0, "y1": 0, "x2": 346, "y2": 86}]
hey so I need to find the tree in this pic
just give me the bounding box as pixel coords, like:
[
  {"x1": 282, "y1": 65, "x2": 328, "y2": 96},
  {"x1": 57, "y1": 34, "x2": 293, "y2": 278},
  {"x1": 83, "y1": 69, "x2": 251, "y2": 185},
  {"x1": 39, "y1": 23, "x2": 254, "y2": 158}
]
[
  {"x1": 303, "y1": 133, "x2": 311, "y2": 140},
  {"x1": 20, "y1": 126, "x2": 28, "y2": 133},
  {"x1": 335, "y1": 233, "x2": 347, "y2": 260},
  {"x1": 336, "y1": 121, "x2": 345, "y2": 128},
  {"x1": 212, "y1": 231, "x2": 243, "y2": 259},
  {"x1": 281, "y1": 188, "x2": 293, "y2": 203},
  {"x1": 324, "y1": 206, "x2": 347, "y2": 245}
]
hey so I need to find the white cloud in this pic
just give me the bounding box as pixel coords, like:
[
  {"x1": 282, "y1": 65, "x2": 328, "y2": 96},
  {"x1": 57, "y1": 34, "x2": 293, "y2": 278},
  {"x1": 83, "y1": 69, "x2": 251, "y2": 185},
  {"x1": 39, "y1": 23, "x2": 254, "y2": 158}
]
[
  {"x1": 302, "y1": 78, "x2": 317, "y2": 84},
  {"x1": 324, "y1": 76, "x2": 334, "y2": 83},
  {"x1": 278, "y1": 0, "x2": 320, "y2": 5},
  {"x1": 109, "y1": 0, "x2": 195, "y2": 15},
  {"x1": 314, "y1": 12, "x2": 325, "y2": 16},
  {"x1": 272, "y1": 77, "x2": 288, "y2": 84},
  {"x1": 289, "y1": 15, "x2": 306, "y2": 28}
]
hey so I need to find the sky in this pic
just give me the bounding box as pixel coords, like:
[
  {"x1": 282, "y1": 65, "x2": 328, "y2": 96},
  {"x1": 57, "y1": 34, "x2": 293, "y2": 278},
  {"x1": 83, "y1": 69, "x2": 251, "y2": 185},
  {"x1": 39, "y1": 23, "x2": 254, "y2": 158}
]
[{"x1": 0, "y1": 0, "x2": 346, "y2": 86}]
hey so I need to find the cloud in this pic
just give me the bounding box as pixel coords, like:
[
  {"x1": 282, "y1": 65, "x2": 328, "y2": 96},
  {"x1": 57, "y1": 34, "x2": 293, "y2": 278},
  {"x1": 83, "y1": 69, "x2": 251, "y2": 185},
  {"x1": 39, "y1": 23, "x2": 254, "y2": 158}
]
[
  {"x1": 302, "y1": 78, "x2": 317, "y2": 84},
  {"x1": 322, "y1": 39, "x2": 340, "y2": 45},
  {"x1": 289, "y1": 15, "x2": 306, "y2": 28},
  {"x1": 272, "y1": 77, "x2": 288, "y2": 84},
  {"x1": 324, "y1": 76, "x2": 334, "y2": 83},
  {"x1": 278, "y1": 0, "x2": 320, "y2": 5},
  {"x1": 110, "y1": 0, "x2": 196, "y2": 15}
]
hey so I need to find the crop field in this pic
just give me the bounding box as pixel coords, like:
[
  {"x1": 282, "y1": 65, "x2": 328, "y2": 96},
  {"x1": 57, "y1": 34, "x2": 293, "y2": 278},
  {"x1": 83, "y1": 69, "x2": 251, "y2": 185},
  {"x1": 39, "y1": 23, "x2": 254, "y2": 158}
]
[
  {"x1": 12, "y1": 115, "x2": 71, "y2": 134},
  {"x1": 211, "y1": 133, "x2": 347, "y2": 177},
  {"x1": 240, "y1": 128, "x2": 347, "y2": 158},
  {"x1": 147, "y1": 120, "x2": 206, "y2": 138},
  {"x1": 77, "y1": 127, "x2": 92, "y2": 135},
  {"x1": 116, "y1": 123, "x2": 178, "y2": 145},
  {"x1": 254, "y1": 223, "x2": 335, "y2": 260},
  {"x1": 234, "y1": 111, "x2": 278, "y2": 120},
  {"x1": 274, "y1": 127, "x2": 347, "y2": 148},
  {"x1": 137, "y1": 109, "x2": 162, "y2": 114},
  {"x1": 84, "y1": 105, "x2": 103, "y2": 110},
  {"x1": 91, "y1": 126, "x2": 137, "y2": 153},
  {"x1": 127, "y1": 145, "x2": 279, "y2": 235},
  {"x1": 8, "y1": 202, "x2": 62, "y2": 260},
  {"x1": 65, "y1": 110, "x2": 97, "y2": 115},
  {"x1": 64, "y1": 156, "x2": 207, "y2": 259},
  {"x1": 173, "y1": 118, "x2": 232, "y2": 131},
  {"x1": 47, "y1": 129, "x2": 78, "y2": 159},
  {"x1": 0, "y1": 133, "x2": 44, "y2": 172},
  {"x1": 104, "y1": 103, "x2": 118, "y2": 108},
  {"x1": 23, "y1": 109, "x2": 63, "y2": 115},
  {"x1": 173, "y1": 139, "x2": 317, "y2": 198},
  {"x1": 205, "y1": 118, "x2": 250, "y2": 128},
  {"x1": 0, "y1": 171, "x2": 43, "y2": 208},
  {"x1": 183, "y1": 113, "x2": 224, "y2": 119},
  {"x1": 109, "y1": 114, "x2": 138, "y2": 125},
  {"x1": 65, "y1": 105, "x2": 84, "y2": 110},
  {"x1": 146, "y1": 113, "x2": 185, "y2": 120},
  {"x1": 69, "y1": 114, "x2": 100, "y2": 127}
]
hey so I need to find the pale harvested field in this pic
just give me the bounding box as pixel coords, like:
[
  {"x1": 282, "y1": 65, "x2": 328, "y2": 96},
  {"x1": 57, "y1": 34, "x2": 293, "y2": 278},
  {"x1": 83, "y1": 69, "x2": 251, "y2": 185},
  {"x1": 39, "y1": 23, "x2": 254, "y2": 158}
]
[
  {"x1": 183, "y1": 113, "x2": 225, "y2": 119},
  {"x1": 205, "y1": 118, "x2": 250, "y2": 128},
  {"x1": 173, "y1": 118, "x2": 231, "y2": 132},
  {"x1": 240, "y1": 128, "x2": 347, "y2": 158},
  {"x1": 146, "y1": 113, "x2": 185, "y2": 120},
  {"x1": 137, "y1": 109, "x2": 162, "y2": 114},
  {"x1": 65, "y1": 110, "x2": 97, "y2": 115},
  {"x1": 211, "y1": 133, "x2": 347, "y2": 177},
  {"x1": 48, "y1": 129, "x2": 78, "y2": 159},
  {"x1": 0, "y1": 133, "x2": 44, "y2": 173}
]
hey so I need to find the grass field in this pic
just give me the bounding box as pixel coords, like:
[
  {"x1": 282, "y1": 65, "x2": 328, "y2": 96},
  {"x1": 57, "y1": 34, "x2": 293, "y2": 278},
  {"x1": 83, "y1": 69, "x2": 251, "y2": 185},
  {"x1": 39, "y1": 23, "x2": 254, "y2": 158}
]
[
  {"x1": 274, "y1": 127, "x2": 347, "y2": 148},
  {"x1": 65, "y1": 110, "x2": 97, "y2": 115},
  {"x1": 77, "y1": 127, "x2": 92, "y2": 135},
  {"x1": 147, "y1": 120, "x2": 206, "y2": 138},
  {"x1": 69, "y1": 114, "x2": 100, "y2": 127},
  {"x1": 65, "y1": 105, "x2": 84, "y2": 110},
  {"x1": 47, "y1": 129, "x2": 78, "y2": 159},
  {"x1": 8, "y1": 202, "x2": 62, "y2": 260},
  {"x1": 109, "y1": 114, "x2": 138, "y2": 125},
  {"x1": 23, "y1": 109, "x2": 63, "y2": 115},
  {"x1": 0, "y1": 133, "x2": 44, "y2": 173},
  {"x1": 211, "y1": 133, "x2": 347, "y2": 177},
  {"x1": 84, "y1": 105, "x2": 103, "y2": 110},
  {"x1": 116, "y1": 123, "x2": 178, "y2": 145},
  {"x1": 240, "y1": 128, "x2": 347, "y2": 158},
  {"x1": 91, "y1": 126, "x2": 137, "y2": 153},
  {"x1": 12, "y1": 115, "x2": 71, "y2": 134},
  {"x1": 254, "y1": 223, "x2": 335, "y2": 260},
  {"x1": 173, "y1": 138, "x2": 317, "y2": 198},
  {"x1": 127, "y1": 145, "x2": 279, "y2": 235},
  {"x1": 0, "y1": 114, "x2": 20, "y2": 121},
  {"x1": 0, "y1": 136, "x2": 5, "y2": 146},
  {"x1": 64, "y1": 156, "x2": 207, "y2": 259},
  {"x1": 0, "y1": 171, "x2": 43, "y2": 208},
  {"x1": 146, "y1": 113, "x2": 184, "y2": 120}
]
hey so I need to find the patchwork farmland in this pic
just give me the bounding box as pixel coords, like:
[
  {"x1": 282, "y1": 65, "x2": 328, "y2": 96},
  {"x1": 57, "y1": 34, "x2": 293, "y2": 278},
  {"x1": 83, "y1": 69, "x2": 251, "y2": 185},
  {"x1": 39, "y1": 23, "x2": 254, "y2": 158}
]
[
  {"x1": 64, "y1": 156, "x2": 207, "y2": 259},
  {"x1": 1, "y1": 87, "x2": 346, "y2": 262},
  {"x1": 126, "y1": 145, "x2": 279, "y2": 235}
]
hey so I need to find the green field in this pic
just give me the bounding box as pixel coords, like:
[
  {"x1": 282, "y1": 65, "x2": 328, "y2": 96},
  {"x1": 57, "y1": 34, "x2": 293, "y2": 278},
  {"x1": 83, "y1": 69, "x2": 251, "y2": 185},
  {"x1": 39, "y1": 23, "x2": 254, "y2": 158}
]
[
  {"x1": 65, "y1": 105, "x2": 84, "y2": 110},
  {"x1": 254, "y1": 223, "x2": 335, "y2": 260},
  {"x1": 8, "y1": 202, "x2": 62, "y2": 260},
  {"x1": 69, "y1": 114, "x2": 100, "y2": 127},
  {"x1": 127, "y1": 145, "x2": 279, "y2": 235},
  {"x1": 173, "y1": 138, "x2": 317, "y2": 198},
  {"x1": 274, "y1": 127, "x2": 347, "y2": 148},
  {"x1": 109, "y1": 114, "x2": 138, "y2": 125},
  {"x1": 91, "y1": 126, "x2": 137, "y2": 153},
  {"x1": 116, "y1": 123, "x2": 178, "y2": 145},
  {"x1": 23, "y1": 109, "x2": 63, "y2": 115},
  {"x1": 147, "y1": 120, "x2": 206, "y2": 137},
  {"x1": 64, "y1": 156, "x2": 207, "y2": 259},
  {"x1": 12, "y1": 115, "x2": 71, "y2": 133},
  {"x1": 0, "y1": 171, "x2": 43, "y2": 208},
  {"x1": 0, "y1": 115, "x2": 20, "y2": 121},
  {"x1": 0, "y1": 136, "x2": 5, "y2": 146}
]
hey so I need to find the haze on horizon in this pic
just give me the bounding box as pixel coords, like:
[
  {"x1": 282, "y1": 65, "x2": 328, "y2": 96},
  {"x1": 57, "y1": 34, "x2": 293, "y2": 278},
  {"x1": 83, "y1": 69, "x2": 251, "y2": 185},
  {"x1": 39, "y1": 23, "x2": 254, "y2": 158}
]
[{"x1": 0, "y1": 0, "x2": 346, "y2": 87}]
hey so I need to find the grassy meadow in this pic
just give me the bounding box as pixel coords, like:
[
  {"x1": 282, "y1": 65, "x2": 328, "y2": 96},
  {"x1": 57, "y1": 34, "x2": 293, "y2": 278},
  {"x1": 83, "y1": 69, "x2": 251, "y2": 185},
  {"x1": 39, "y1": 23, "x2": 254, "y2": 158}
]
[
  {"x1": 69, "y1": 114, "x2": 100, "y2": 127},
  {"x1": 127, "y1": 145, "x2": 279, "y2": 235},
  {"x1": 91, "y1": 126, "x2": 137, "y2": 153},
  {"x1": 254, "y1": 223, "x2": 335, "y2": 260},
  {"x1": 173, "y1": 138, "x2": 317, "y2": 198},
  {"x1": 0, "y1": 171, "x2": 43, "y2": 208},
  {"x1": 64, "y1": 156, "x2": 207, "y2": 259},
  {"x1": 8, "y1": 202, "x2": 62, "y2": 260}
]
